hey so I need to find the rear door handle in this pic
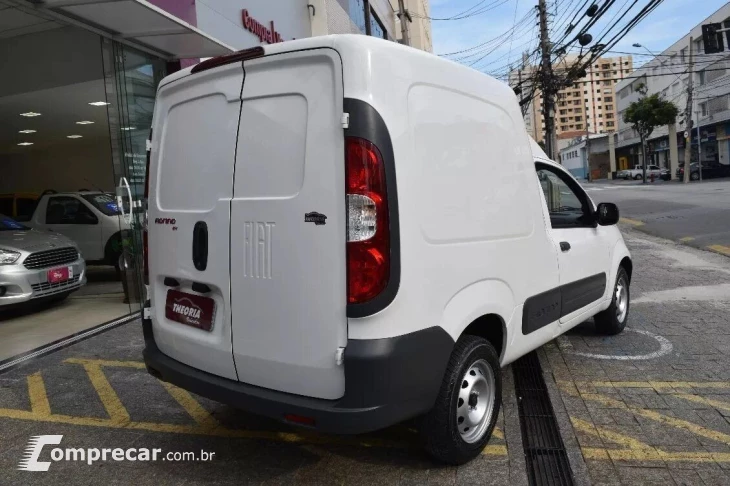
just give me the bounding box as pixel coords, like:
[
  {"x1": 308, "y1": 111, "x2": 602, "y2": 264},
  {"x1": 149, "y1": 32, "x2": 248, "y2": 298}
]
[
  {"x1": 192, "y1": 221, "x2": 208, "y2": 271},
  {"x1": 560, "y1": 241, "x2": 571, "y2": 252}
]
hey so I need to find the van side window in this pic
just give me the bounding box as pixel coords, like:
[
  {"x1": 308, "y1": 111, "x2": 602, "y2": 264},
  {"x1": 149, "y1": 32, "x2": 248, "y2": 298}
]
[{"x1": 536, "y1": 165, "x2": 593, "y2": 229}]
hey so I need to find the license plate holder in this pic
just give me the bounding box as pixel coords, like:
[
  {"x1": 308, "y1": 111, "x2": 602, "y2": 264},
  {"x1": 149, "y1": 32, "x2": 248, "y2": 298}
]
[
  {"x1": 47, "y1": 266, "x2": 72, "y2": 284},
  {"x1": 165, "y1": 289, "x2": 215, "y2": 331}
]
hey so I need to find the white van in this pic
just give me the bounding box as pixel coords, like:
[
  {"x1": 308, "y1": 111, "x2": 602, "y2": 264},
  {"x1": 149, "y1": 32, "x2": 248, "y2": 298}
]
[{"x1": 142, "y1": 35, "x2": 632, "y2": 464}]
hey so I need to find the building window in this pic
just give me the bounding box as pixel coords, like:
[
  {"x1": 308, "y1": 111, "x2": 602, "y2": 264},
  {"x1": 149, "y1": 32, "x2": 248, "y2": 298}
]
[
  {"x1": 349, "y1": 0, "x2": 387, "y2": 39},
  {"x1": 606, "y1": 121, "x2": 615, "y2": 127},
  {"x1": 699, "y1": 70, "x2": 706, "y2": 86},
  {"x1": 700, "y1": 102, "x2": 707, "y2": 117},
  {"x1": 605, "y1": 96, "x2": 613, "y2": 102},
  {"x1": 576, "y1": 124, "x2": 583, "y2": 129},
  {"x1": 369, "y1": 8, "x2": 387, "y2": 39},
  {"x1": 349, "y1": 0, "x2": 368, "y2": 34}
]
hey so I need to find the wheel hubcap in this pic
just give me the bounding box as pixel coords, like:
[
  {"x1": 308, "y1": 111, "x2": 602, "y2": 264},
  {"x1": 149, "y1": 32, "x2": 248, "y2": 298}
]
[
  {"x1": 615, "y1": 276, "x2": 628, "y2": 323},
  {"x1": 456, "y1": 359, "x2": 495, "y2": 444}
]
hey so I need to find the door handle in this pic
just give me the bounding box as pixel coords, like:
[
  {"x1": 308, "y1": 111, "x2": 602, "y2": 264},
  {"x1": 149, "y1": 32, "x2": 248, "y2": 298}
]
[
  {"x1": 117, "y1": 177, "x2": 133, "y2": 225},
  {"x1": 560, "y1": 241, "x2": 571, "y2": 252},
  {"x1": 192, "y1": 221, "x2": 208, "y2": 271}
]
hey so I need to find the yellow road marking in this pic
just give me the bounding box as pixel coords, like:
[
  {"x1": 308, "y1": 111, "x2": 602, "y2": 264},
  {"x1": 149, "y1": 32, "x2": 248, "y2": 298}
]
[
  {"x1": 570, "y1": 380, "x2": 730, "y2": 392},
  {"x1": 81, "y1": 362, "x2": 131, "y2": 425},
  {"x1": 0, "y1": 359, "x2": 508, "y2": 456},
  {"x1": 65, "y1": 358, "x2": 145, "y2": 369},
  {"x1": 572, "y1": 417, "x2": 730, "y2": 463},
  {"x1": 672, "y1": 393, "x2": 730, "y2": 413},
  {"x1": 679, "y1": 236, "x2": 695, "y2": 242},
  {"x1": 27, "y1": 372, "x2": 51, "y2": 416},
  {"x1": 708, "y1": 245, "x2": 730, "y2": 256},
  {"x1": 561, "y1": 384, "x2": 730, "y2": 447},
  {"x1": 160, "y1": 381, "x2": 221, "y2": 429},
  {"x1": 620, "y1": 217, "x2": 645, "y2": 227}
]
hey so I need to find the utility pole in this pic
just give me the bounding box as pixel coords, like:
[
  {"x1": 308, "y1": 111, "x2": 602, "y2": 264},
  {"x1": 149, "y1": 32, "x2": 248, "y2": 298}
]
[
  {"x1": 696, "y1": 109, "x2": 703, "y2": 181},
  {"x1": 683, "y1": 37, "x2": 694, "y2": 183},
  {"x1": 538, "y1": 0, "x2": 556, "y2": 160},
  {"x1": 397, "y1": 0, "x2": 411, "y2": 47}
]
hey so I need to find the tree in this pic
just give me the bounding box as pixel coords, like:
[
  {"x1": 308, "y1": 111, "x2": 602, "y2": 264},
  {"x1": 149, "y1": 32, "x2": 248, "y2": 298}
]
[{"x1": 622, "y1": 85, "x2": 680, "y2": 183}]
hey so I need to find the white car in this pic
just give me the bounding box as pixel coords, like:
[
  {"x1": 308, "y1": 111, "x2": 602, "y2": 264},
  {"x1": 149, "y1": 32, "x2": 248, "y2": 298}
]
[
  {"x1": 618, "y1": 164, "x2": 662, "y2": 180},
  {"x1": 142, "y1": 35, "x2": 632, "y2": 465},
  {"x1": 26, "y1": 191, "x2": 129, "y2": 269}
]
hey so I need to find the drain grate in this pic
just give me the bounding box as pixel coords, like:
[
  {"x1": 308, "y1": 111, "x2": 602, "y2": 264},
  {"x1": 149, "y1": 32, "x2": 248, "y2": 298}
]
[{"x1": 513, "y1": 351, "x2": 574, "y2": 486}]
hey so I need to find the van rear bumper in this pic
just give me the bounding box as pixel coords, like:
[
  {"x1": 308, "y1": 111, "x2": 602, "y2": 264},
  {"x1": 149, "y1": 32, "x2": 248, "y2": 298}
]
[{"x1": 142, "y1": 319, "x2": 454, "y2": 434}]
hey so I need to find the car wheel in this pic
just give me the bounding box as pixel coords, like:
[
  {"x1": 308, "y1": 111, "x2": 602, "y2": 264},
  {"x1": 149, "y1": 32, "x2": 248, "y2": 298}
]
[
  {"x1": 420, "y1": 335, "x2": 501, "y2": 465},
  {"x1": 594, "y1": 267, "x2": 630, "y2": 335},
  {"x1": 690, "y1": 172, "x2": 700, "y2": 181},
  {"x1": 633, "y1": 174, "x2": 642, "y2": 180}
]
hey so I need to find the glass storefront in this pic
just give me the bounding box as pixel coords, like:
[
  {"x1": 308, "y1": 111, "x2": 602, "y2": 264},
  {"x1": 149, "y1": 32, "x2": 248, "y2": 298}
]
[{"x1": 0, "y1": 8, "x2": 165, "y2": 359}]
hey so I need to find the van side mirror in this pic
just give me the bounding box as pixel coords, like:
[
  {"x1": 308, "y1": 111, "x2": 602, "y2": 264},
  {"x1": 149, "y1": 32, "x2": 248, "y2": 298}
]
[{"x1": 596, "y1": 202, "x2": 619, "y2": 226}]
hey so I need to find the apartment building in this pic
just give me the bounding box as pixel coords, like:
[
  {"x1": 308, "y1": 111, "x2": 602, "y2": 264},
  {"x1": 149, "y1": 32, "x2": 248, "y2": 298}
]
[
  {"x1": 389, "y1": 0, "x2": 433, "y2": 52},
  {"x1": 511, "y1": 55, "x2": 633, "y2": 144},
  {"x1": 614, "y1": 2, "x2": 730, "y2": 173}
]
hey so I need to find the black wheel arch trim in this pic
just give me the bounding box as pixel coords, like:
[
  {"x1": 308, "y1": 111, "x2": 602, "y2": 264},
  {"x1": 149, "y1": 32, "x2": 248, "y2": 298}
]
[{"x1": 344, "y1": 98, "x2": 401, "y2": 318}]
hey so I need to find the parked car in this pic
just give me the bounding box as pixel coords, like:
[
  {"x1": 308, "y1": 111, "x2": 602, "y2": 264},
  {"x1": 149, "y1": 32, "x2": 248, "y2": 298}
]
[
  {"x1": 141, "y1": 36, "x2": 632, "y2": 465},
  {"x1": 0, "y1": 214, "x2": 86, "y2": 306},
  {"x1": 25, "y1": 191, "x2": 129, "y2": 269},
  {"x1": 0, "y1": 192, "x2": 39, "y2": 221},
  {"x1": 617, "y1": 164, "x2": 663, "y2": 180},
  {"x1": 677, "y1": 162, "x2": 730, "y2": 181}
]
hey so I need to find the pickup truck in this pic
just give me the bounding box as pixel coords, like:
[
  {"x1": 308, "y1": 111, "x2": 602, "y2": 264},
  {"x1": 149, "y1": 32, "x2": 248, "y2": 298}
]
[
  {"x1": 617, "y1": 164, "x2": 663, "y2": 180},
  {"x1": 25, "y1": 191, "x2": 129, "y2": 269}
]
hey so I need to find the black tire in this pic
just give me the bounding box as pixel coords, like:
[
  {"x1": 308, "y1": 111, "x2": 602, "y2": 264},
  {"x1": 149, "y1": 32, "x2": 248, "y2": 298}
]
[
  {"x1": 690, "y1": 171, "x2": 700, "y2": 181},
  {"x1": 633, "y1": 174, "x2": 642, "y2": 180},
  {"x1": 595, "y1": 267, "x2": 630, "y2": 335},
  {"x1": 420, "y1": 335, "x2": 501, "y2": 465}
]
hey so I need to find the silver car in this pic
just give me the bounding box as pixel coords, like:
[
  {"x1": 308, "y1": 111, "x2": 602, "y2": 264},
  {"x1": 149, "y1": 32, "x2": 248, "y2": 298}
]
[{"x1": 0, "y1": 214, "x2": 86, "y2": 306}]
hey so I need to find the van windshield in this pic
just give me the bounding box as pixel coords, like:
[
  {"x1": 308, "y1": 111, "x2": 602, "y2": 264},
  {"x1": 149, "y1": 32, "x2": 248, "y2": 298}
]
[{"x1": 0, "y1": 214, "x2": 30, "y2": 231}]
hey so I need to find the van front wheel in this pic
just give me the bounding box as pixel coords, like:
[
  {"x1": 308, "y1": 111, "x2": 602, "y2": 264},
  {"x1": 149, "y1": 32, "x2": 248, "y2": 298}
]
[
  {"x1": 594, "y1": 267, "x2": 630, "y2": 335},
  {"x1": 420, "y1": 335, "x2": 501, "y2": 465}
]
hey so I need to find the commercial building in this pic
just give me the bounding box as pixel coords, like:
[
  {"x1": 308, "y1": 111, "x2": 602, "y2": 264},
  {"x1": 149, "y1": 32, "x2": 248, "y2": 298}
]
[
  {"x1": 614, "y1": 3, "x2": 730, "y2": 175},
  {"x1": 0, "y1": 0, "x2": 430, "y2": 360},
  {"x1": 559, "y1": 134, "x2": 611, "y2": 180},
  {"x1": 511, "y1": 55, "x2": 633, "y2": 145}
]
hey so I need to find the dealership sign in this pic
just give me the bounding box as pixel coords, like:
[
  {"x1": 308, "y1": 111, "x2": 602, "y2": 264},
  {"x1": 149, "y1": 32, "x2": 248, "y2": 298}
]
[{"x1": 242, "y1": 9, "x2": 284, "y2": 43}]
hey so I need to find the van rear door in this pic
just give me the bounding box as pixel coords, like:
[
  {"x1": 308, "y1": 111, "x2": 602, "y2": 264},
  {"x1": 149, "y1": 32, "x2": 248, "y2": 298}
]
[
  {"x1": 148, "y1": 63, "x2": 242, "y2": 380},
  {"x1": 231, "y1": 49, "x2": 347, "y2": 400}
]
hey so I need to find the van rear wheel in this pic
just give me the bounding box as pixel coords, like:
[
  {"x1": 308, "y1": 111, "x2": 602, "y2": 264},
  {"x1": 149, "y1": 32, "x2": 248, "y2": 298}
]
[
  {"x1": 594, "y1": 267, "x2": 630, "y2": 335},
  {"x1": 420, "y1": 335, "x2": 501, "y2": 465}
]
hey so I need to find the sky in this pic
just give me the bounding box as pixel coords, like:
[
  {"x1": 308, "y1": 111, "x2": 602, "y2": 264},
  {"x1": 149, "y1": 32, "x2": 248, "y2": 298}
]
[{"x1": 429, "y1": 0, "x2": 729, "y2": 80}]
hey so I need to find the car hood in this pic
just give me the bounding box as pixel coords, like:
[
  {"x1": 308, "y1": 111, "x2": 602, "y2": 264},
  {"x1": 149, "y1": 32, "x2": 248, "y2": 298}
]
[{"x1": 0, "y1": 229, "x2": 77, "y2": 254}]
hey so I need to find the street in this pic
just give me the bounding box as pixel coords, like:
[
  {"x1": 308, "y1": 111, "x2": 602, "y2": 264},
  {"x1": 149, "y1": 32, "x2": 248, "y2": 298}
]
[
  {"x1": 583, "y1": 179, "x2": 730, "y2": 257},
  {"x1": 1, "y1": 218, "x2": 730, "y2": 484}
]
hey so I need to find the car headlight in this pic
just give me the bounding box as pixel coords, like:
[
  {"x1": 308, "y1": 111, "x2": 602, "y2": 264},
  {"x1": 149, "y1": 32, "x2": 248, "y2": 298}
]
[{"x1": 0, "y1": 249, "x2": 21, "y2": 265}]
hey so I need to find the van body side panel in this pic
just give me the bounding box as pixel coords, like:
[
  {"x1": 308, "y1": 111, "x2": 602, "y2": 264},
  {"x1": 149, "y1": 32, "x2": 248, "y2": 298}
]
[
  {"x1": 148, "y1": 63, "x2": 242, "y2": 380},
  {"x1": 230, "y1": 50, "x2": 347, "y2": 400},
  {"x1": 330, "y1": 37, "x2": 560, "y2": 348}
]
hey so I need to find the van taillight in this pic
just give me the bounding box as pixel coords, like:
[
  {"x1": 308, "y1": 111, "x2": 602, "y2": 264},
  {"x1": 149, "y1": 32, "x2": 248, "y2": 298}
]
[{"x1": 346, "y1": 137, "x2": 389, "y2": 304}]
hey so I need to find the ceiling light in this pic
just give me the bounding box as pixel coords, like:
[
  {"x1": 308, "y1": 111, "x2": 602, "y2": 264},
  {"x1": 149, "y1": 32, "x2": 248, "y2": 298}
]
[
  {"x1": 67, "y1": 135, "x2": 83, "y2": 139},
  {"x1": 18, "y1": 130, "x2": 36, "y2": 134},
  {"x1": 76, "y1": 121, "x2": 94, "y2": 125},
  {"x1": 120, "y1": 127, "x2": 136, "y2": 131},
  {"x1": 88, "y1": 101, "x2": 110, "y2": 106},
  {"x1": 20, "y1": 112, "x2": 41, "y2": 117},
  {"x1": 17, "y1": 142, "x2": 34, "y2": 146}
]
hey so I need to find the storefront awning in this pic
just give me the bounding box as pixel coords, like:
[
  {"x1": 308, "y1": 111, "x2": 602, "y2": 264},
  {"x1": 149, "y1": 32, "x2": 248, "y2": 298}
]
[{"x1": 38, "y1": 0, "x2": 234, "y2": 59}]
